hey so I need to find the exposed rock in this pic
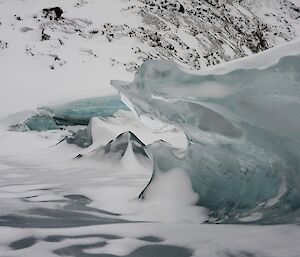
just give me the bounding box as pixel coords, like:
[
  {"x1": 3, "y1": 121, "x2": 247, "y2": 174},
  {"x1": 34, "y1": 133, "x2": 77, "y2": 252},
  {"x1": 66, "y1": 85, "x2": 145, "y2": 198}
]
[
  {"x1": 0, "y1": 40, "x2": 8, "y2": 50},
  {"x1": 107, "y1": 0, "x2": 300, "y2": 70},
  {"x1": 5, "y1": 0, "x2": 300, "y2": 72},
  {"x1": 42, "y1": 7, "x2": 63, "y2": 20},
  {"x1": 14, "y1": 15, "x2": 22, "y2": 21},
  {"x1": 178, "y1": 4, "x2": 184, "y2": 13},
  {"x1": 41, "y1": 29, "x2": 50, "y2": 41}
]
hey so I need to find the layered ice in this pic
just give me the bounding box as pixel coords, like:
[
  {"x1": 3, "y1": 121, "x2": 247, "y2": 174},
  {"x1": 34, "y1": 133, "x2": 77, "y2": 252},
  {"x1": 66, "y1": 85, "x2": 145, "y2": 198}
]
[
  {"x1": 5, "y1": 96, "x2": 130, "y2": 148},
  {"x1": 8, "y1": 95, "x2": 129, "y2": 132},
  {"x1": 111, "y1": 47, "x2": 300, "y2": 223}
]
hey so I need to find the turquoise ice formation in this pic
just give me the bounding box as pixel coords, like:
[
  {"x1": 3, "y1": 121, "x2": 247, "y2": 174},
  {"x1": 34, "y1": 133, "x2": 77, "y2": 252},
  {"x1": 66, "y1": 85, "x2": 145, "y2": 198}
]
[
  {"x1": 111, "y1": 56, "x2": 300, "y2": 224},
  {"x1": 12, "y1": 95, "x2": 129, "y2": 131}
]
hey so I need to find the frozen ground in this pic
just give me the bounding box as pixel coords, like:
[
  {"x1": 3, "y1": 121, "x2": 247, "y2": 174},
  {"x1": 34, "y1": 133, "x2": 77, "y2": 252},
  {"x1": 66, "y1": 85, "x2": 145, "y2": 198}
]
[{"x1": 0, "y1": 112, "x2": 300, "y2": 257}]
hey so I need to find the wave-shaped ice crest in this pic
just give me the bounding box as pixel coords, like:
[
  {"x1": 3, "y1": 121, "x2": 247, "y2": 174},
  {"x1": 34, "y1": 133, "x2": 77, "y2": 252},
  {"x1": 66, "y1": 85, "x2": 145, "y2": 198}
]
[{"x1": 111, "y1": 52, "x2": 300, "y2": 224}]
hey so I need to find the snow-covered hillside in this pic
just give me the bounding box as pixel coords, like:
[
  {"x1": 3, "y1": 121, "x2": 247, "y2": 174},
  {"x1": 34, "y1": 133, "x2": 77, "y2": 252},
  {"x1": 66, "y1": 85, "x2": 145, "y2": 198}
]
[{"x1": 0, "y1": 0, "x2": 300, "y2": 117}]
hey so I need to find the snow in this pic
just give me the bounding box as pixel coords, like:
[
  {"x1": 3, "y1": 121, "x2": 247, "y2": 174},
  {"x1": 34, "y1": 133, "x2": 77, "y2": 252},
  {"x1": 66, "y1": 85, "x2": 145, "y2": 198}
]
[
  {"x1": 0, "y1": 223, "x2": 299, "y2": 257},
  {"x1": 88, "y1": 111, "x2": 187, "y2": 149},
  {"x1": 0, "y1": 0, "x2": 299, "y2": 256},
  {"x1": 182, "y1": 37, "x2": 300, "y2": 75},
  {"x1": 1, "y1": 0, "x2": 300, "y2": 118},
  {"x1": 0, "y1": 0, "x2": 141, "y2": 118}
]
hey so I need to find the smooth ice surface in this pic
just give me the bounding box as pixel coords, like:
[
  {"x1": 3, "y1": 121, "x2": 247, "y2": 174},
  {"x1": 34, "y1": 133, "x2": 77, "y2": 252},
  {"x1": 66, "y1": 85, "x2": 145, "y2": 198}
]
[
  {"x1": 112, "y1": 43, "x2": 300, "y2": 223},
  {"x1": 7, "y1": 95, "x2": 129, "y2": 131},
  {"x1": 42, "y1": 96, "x2": 129, "y2": 125}
]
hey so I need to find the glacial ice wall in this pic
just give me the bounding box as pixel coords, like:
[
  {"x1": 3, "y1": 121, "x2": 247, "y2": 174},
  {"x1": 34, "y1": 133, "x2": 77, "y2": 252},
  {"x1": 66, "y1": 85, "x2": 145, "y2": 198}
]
[{"x1": 111, "y1": 54, "x2": 300, "y2": 223}]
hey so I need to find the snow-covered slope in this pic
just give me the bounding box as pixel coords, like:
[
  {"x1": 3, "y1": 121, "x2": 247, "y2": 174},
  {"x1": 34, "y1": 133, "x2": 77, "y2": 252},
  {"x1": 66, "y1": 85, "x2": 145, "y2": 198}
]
[
  {"x1": 0, "y1": 0, "x2": 138, "y2": 117},
  {"x1": 0, "y1": 0, "x2": 300, "y2": 117}
]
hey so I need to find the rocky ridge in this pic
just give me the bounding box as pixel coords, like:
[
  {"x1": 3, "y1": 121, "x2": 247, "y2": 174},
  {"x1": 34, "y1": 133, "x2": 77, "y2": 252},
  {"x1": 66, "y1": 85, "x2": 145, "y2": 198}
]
[{"x1": 1, "y1": 0, "x2": 300, "y2": 72}]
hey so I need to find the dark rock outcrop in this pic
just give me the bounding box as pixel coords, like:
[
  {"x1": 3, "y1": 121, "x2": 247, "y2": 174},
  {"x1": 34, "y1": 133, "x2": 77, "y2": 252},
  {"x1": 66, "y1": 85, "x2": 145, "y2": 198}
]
[{"x1": 42, "y1": 7, "x2": 63, "y2": 20}]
